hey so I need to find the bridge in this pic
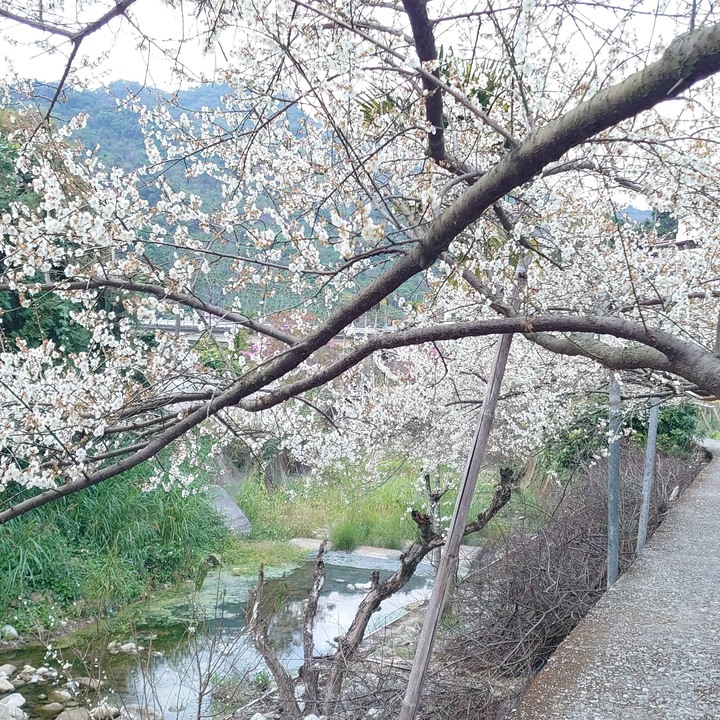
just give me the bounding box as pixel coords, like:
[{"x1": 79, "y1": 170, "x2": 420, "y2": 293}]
[
  {"x1": 511, "y1": 439, "x2": 720, "y2": 719},
  {"x1": 139, "y1": 318, "x2": 394, "y2": 345}
]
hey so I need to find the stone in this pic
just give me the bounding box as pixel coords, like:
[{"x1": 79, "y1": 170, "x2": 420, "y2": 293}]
[
  {"x1": 119, "y1": 705, "x2": 162, "y2": 720},
  {"x1": 205, "y1": 486, "x2": 251, "y2": 534},
  {"x1": 0, "y1": 695, "x2": 24, "y2": 709},
  {"x1": 0, "y1": 666, "x2": 16, "y2": 679},
  {"x1": 56, "y1": 709, "x2": 91, "y2": 720},
  {"x1": 74, "y1": 678, "x2": 104, "y2": 691},
  {"x1": 0, "y1": 679, "x2": 13, "y2": 693},
  {"x1": 249, "y1": 714, "x2": 268, "y2": 720},
  {"x1": 0, "y1": 627, "x2": 18, "y2": 641},
  {"x1": 0, "y1": 704, "x2": 27, "y2": 720},
  {"x1": 35, "y1": 704, "x2": 64, "y2": 716},
  {"x1": 14, "y1": 669, "x2": 34, "y2": 684},
  {"x1": 90, "y1": 705, "x2": 119, "y2": 720},
  {"x1": 47, "y1": 690, "x2": 73, "y2": 704},
  {"x1": 118, "y1": 643, "x2": 141, "y2": 655}
]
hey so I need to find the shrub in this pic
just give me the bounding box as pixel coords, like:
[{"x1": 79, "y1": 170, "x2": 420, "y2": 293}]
[
  {"x1": 629, "y1": 402, "x2": 698, "y2": 456},
  {"x1": 432, "y1": 444, "x2": 704, "y2": 719},
  {"x1": 543, "y1": 399, "x2": 700, "y2": 472}
]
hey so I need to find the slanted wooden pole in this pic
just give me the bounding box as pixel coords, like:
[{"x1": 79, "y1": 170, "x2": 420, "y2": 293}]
[
  {"x1": 607, "y1": 376, "x2": 622, "y2": 588},
  {"x1": 398, "y1": 332, "x2": 513, "y2": 720},
  {"x1": 636, "y1": 397, "x2": 660, "y2": 554}
]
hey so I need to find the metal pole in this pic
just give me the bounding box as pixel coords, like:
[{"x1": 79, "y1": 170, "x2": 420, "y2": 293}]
[
  {"x1": 398, "y1": 333, "x2": 513, "y2": 720},
  {"x1": 636, "y1": 396, "x2": 660, "y2": 554},
  {"x1": 607, "y1": 376, "x2": 622, "y2": 588}
]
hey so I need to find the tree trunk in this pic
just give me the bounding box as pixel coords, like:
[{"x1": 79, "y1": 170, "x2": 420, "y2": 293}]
[
  {"x1": 248, "y1": 566, "x2": 302, "y2": 720},
  {"x1": 301, "y1": 540, "x2": 327, "y2": 713}
]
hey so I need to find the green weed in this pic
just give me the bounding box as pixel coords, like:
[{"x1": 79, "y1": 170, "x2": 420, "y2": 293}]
[{"x1": 223, "y1": 539, "x2": 307, "y2": 576}]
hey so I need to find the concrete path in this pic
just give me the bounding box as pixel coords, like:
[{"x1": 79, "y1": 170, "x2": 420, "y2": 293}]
[{"x1": 511, "y1": 440, "x2": 720, "y2": 720}]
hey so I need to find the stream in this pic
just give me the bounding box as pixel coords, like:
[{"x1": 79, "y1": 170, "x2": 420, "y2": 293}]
[{"x1": 0, "y1": 550, "x2": 433, "y2": 720}]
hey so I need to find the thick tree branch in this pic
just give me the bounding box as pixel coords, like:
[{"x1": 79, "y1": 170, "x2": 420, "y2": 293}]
[
  {"x1": 3, "y1": 23, "x2": 720, "y2": 523},
  {"x1": 248, "y1": 567, "x2": 302, "y2": 720},
  {"x1": 238, "y1": 314, "x2": 720, "y2": 413}
]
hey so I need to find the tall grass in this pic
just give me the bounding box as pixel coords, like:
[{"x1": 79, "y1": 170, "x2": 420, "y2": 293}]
[
  {"x1": 0, "y1": 467, "x2": 227, "y2": 629},
  {"x1": 231, "y1": 460, "x2": 509, "y2": 552}
]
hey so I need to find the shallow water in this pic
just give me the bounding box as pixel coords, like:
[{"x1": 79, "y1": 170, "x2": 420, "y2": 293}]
[{"x1": 1, "y1": 551, "x2": 433, "y2": 720}]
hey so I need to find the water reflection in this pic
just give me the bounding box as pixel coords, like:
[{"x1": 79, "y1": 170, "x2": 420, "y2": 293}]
[{"x1": 119, "y1": 551, "x2": 432, "y2": 720}]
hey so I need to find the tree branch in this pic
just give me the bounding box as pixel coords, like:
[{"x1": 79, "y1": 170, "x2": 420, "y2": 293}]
[
  {"x1": 323, "y1": 476, "x2": 512, "y2": 711},
  {"x1": 0, "y1": 278, "x2": 299, "y2": 346},
  {"x1": 248, "y1": 566, "x2": 302, "y2": 720},
  {"x1": 239, "y1": 314, "x2": 720, "y2": 412},
  {"x1": 4, "y1": 23, "x2": 720, "y2": 523}
]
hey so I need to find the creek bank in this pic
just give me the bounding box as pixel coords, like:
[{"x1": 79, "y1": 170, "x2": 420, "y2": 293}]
[
  {"x1": 1, "y1": 546, "x2": 434, "y2": 720},
  {"x1": 0, "y1": 661, "x2": 126, "y2": 720}
]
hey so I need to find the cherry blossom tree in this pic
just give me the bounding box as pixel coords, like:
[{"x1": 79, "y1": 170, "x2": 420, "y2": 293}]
[{"x1": 2, "y1": 0, "x2": 720, "y2": 522}]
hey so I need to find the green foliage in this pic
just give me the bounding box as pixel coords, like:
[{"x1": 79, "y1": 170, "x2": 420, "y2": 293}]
[
  {"x1": 223, "y1": 539, "x2": 307, "y2": 576},
  {"x1": 328, "y1": 474, "x2": 418, "y2": 551},
  {"x1": 231, "y1": 472, "x2": 300, "y2": 540},
  {"x1": 629, "y1": 402, "x2": 698, "y2": 456},
  {"x1": 0, "y1": 467, "x2": 228, "y2": 628},
  {"x1": 358, "y1": 94, "x2": 397, "y2": 125},
  {"x1": 542, "y1": 400, "x2": 609, "y2": 471},
  {"x1": 0, "y1": 136, "x2": 31, "y2": 208},
  {"x1": 232, "y1": 462, "x2": 421, "y2": 550},
  {"x1": 543, "y1": 399, "x2": 700, "y2": 472},
  {"x1": 231, "y1": 459, "x2": 505, "y2": 553},
  {"x1": 0, "y1": 126, "x2": 94, "y2": 353},
  {"x1": 253, "y1": 670, "x2": 271, "y2": 692},
  {"x1": 329, "y1": 517, "x2": 370, "y2": 552},
  {"x1": 697, "y1": 406, "x2": 720, "y2": 440},
  {"x1": 0, "y1": 290, "x2": 92, "y2": 352},
  {"x1": 644, "y1": 209, "x2": 678, "y2": 240}
]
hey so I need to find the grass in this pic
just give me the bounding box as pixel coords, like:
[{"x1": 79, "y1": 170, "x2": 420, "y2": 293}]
[
  {"x1": 0, "y1": 447, "x2": 533, "y2": 635},
  {"x1": 230, "y1": 459, "x2": 513, "y2": 552},
  {"x1": 223, "y1": 538, "x2": 308, "y2": 575},
  {"x1": 0, "y1": 465, "x2": 228, "y2": 631}
]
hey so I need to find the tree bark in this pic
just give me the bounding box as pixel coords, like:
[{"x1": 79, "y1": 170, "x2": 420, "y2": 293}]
[
  {"x1": 300, "y1": 540, "x2": 327, "y2": 713},
  {"x1": 248, "y1": 566, "x2": 302, "y2": 720}
]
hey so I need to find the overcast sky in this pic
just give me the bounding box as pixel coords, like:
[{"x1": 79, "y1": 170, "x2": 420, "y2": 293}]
[{"x1": 0, "y1": 0, "x2": 225, "y2": 90}]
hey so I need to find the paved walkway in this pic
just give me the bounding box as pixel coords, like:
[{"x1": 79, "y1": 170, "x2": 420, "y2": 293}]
[{"x1": 511, "y1": 440, "x2": 720, "y2": 720}]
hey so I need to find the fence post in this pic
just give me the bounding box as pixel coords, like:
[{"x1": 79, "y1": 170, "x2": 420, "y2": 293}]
[
  {"x1": 607, "y1": 376, "x2": 622, "y2": 588},
  {"x1": 636, "y1": 396, "x2": 661, "y2": 554}
]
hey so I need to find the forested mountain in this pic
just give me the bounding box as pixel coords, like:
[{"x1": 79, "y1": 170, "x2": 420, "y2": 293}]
[
  {"x1": 4, "y1": 82, "x2": 663, "y2": 318},
  {"x1": 9, "y1": 81, "x2": 413, "y2": 317},
  {"x1": 31, "y1": 80, "x2": 230, "y2": 172}
]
